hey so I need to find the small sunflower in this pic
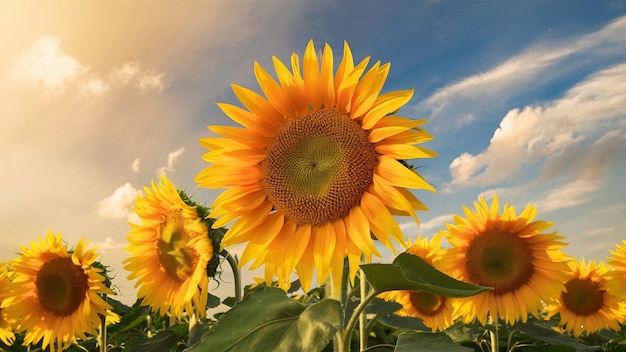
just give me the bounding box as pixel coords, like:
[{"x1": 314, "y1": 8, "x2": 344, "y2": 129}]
[
  {"x1": 546, "y1": 258, "x2": 626, "y2": 337},
  {"x1": 0, "y1": 262, "x2": 15, "y2": 346},
  {"x1": 124, "y1": 176, "x2": 214, "y2": 320},
  {"x1": 439, "y1": 196, "x2": 569, "y2": 325},
  {"x1": 608, "y1": 240, "x2": 626, "y2": 299},
  {"x1": 379, "y1": 235, "x2": 457, "y2": 331},
  {"x1": 196, "y1": 40, "x2": 436, "y2": 294},
  {"x1": 1, "y1": 232, "x2": 118, "y2": 352}
]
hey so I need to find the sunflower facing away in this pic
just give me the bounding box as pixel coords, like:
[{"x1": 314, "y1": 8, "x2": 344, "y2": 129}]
[
  {"x1": 379, "y1": 235, "x2": 458, "y2": 331},
  {"x1": 439, "y1": 196, "x2": 569, "y2": 325},
  {"x1": 0, "y1": 262, "x2": 15, "y2": 346},
  {"x1": 124, "y1": 176, "x2": 213, "y2": 320},
  {"x1": 545, "y1": 258, "x2": 626, "y2": 337},
  {"x1": 1, "y1": 232, "x2": 118, "y2": 352},
  {"x1": 195, "y1": 40, "x2": 436, "y2": 294}
]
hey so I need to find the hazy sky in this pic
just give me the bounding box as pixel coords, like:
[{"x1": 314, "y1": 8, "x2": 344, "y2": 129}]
[{"x1": 1, "y1": 1, "x2": 625, "y2": 305}]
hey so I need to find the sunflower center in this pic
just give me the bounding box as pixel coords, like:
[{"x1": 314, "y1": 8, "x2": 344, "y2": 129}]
[
  {"x1": 157, "y1": 210, "x2": 199, "y2": 283},
  {"x1": 35, "y1": 257, "x2": 89, "y2": 316},
  {"x1": 409, "y1": 291, "x2": 445, "y2": 316},
  {"x1": 261, "y1": 109, "x2": 377, "y2": 225},
  {"x1": 465, "y1": 229, "x2": 534, "y2": 295},
  {"x1": 561, "y1": 278, "x2": 604, "y2": 316}
]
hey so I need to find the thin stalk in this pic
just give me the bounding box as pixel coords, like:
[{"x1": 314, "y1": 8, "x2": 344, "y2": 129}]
[
  {"x1": 359, "y1": 268, "x2": 367, "y2": 351},
  {"x1": 489, "y1": 314, "x2": 499, "y2": 352},
  {"x1": 99, "y1": 295, "x2": 107, "y2": 352},
  {"x1": 224, "y1": 251, "x2": 242, "y2": 303},
  {"x1": 342, "y1": 290, "x2": 378, "y2": 352}
]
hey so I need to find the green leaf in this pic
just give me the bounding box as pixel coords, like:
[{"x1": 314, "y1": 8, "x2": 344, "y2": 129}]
[
  {"x1": 377, "y1": 314, "x2": 430, "y2": 331},
  {"x1": 513, "y1": 320, "x2": 599, "y2": 352},
  {"x1": 365, "y1": 298, "x2": 403, "y2": 315},
  {"x1": 186, "y1": 287, "x2": 342, "y2": 352},
  {"x1": 127, "y1": 330, "x2": 182, "y2": 352},
  {"x1": 394, "y1": 332, "x2": 474, "y2": 352},
  {"x1": 360, "y1": 252, "x2": 490, "y2": 297}
]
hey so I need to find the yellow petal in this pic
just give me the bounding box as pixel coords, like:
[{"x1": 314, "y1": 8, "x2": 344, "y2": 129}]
[
  {"x1": 217, "y1": 103, "x2": 277, "y2": 137},
  {"x1": 209, "y1": 125, "x2": 269, "y2": 149},
  {"x1": 360, "y1": 191, "x2": 404, "y2": 246},
  {"x1": 314, "y1": 222, "x2": 336, "y2": 284},
  {"x1": 303, "y1": 39, "x2": 323, "y2": 109},
  {"x1": 334, "y1": 41, "x2": 355, "y2": 93},
  {"x1": 369, "y1": 174, "x2": 418, "y2": 223},
  {"x1": 254, "y1": 61, "x2": 295, "y2": 117},
  {"x1": 294, "y1": 224, "x2": 314, "y2": 291},
  {"x1": 347, "y1": 206, "x2": 379, "y2": 256},
  {"x1": 232, "y1": 84, "x2": 284, "y2": 127},
  {"x1": 336, "y1": 56, "x2": 371, "y2": 113},
  {"x1": 368, "y1": 117, "x2": 426, "y2": 143},
  {"x1": 375, "y1": 144, "x2": 438, "y2": 160},
  {"x1": 320, "y1": 43, "x2": 336, "y2": 109},
  {"x1": 362, "y1": 89, "x2": 414, "y2": 130},
  {"x1": 376, "y1": 155, "x2": 436, "y2": 192},
  {"x1": 351, "y1": 62, "x2": 390, "y2": 118},
  {"x1": 195, "y1": 165, "x2": 262, "y2": 188}
]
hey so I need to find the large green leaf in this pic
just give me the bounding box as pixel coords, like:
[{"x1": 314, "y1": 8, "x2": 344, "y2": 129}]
[
  {"x1": 394, "y1": 332, "x2": 474, "y2": 352},
  {"x1": 361, "y1": 253, "x2": 490, "y2": 297},
  {"x1": 185, "y1": 287, "x2": 342, "y2": 352},
  {"x1": 513, "y1": 320, "x2": 599, "y2": 352}
]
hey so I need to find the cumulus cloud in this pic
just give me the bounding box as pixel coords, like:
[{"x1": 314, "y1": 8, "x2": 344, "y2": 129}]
[
  {"x1": 138, "y1": 71, "x2": 168, "y2": 92},
  {"x1": 131, "y1": 158, "x2": 141, "y2": 172},
  {"x1": 533, "y1": 179, "x2": 602, "y2": 212},
  {"x1": 156, "y1": 147, "x2": 186, "y2": 176},
  {"x1": 9, "y1": 36, "x2": 86, "y2": 92},
  {"x1": 95, "y1": 237, "x2": 125, "y2": 254},
  {"x1": 112, "y1": 61, "x2": 168, "y2": 92},
  {"x1": 446, "y1": 63, "x2": 626, "y2": 189},
  {"x1": 98, "y1": 183, "x2": 143, "y2": 219}
]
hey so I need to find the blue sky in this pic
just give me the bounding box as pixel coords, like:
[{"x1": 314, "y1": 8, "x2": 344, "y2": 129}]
[{"x1": 1, "y1": 1, "x2": 625, "y2": 304}]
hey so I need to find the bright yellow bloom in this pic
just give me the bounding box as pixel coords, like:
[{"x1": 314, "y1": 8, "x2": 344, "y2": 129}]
[
  {"x1": 439, "y1": 196, "x2": 569, "y2": 325},
  {"x1": 1, "y1": 232, "x2": 118, "y2": 352},
  {"x1": 0, "y1": 262, "x2": 15, "y2": 346},
  {"x1": 379, "y1": 235, "x2": 457, "y2": 331},
  {"x1": 196, "y1": 40, "x2": 436, "y2": 294},
  {"x1": 608, "y1": 240, "x2": 626, "y2": 299},
  {"x1": 546, "y1": 258, "x2": 626, "y2": 337},
  {"x1": 124, "y1": 176, "x2": 213, "y2": 320}
]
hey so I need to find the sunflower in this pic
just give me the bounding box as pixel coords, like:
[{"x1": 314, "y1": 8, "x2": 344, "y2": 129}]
[
  {"x1": 1, "y1": 232, "x2": 118, "y2": 352},
  {"x1": 196, "y1": 40, "x2": 436, "y2": 295},
  {"x1": 378, "y1": 235, "x2": 457, "y2": 331},
  {"x1": 608, "y1": 240, "x2": 626, "y2": 300},
  {"x1": 124, "y1": 176, "x2": 213, "y2": 320},
  {"x1": 546, "y1": 258, "x2": 626, "y2": 337},
  {"x1": 0, "y1": 262, "x2": 15, "y2": 346},
  {"x1": 439, "y1": 196, "x2": 569, "y2": 325}
]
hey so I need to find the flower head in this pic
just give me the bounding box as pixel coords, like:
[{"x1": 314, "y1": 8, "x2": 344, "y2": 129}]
[
  {"x1": 439, "y1": 196, "x2": 569, "y2": 325},
  {"x1": 608, "y1": 240, "x2": 626, "y2": 299},
  {"x1": 196, "y1": 40, "x2": 436, "y2": 294},
  {"x1": 1, "y1": 232, "x2": 118, "y2": 352},
  {"x1": 546, "y1": 258, "x2": 626, "y2": 337},
  {"x1": 379, "y1": 235, "x2": 457, "y2": 331},
  {"x1": 0, "y1": 262, "x2": 15, "y2": 346},
  {"x1": 124, "y1": 176, "x2": 214, "y2": 320}
]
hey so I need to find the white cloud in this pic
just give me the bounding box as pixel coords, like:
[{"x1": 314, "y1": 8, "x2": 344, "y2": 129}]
[
  {"x1": 533, "y1": 179, "x2": 601, "y2": 213},
  {"x1": 138, "y1": 71, "x2": 168, "y2": 92},
  {"x1": 156, "y1": 147, "x2": 186, "y2": 176},
  {"x1": 81, "y1": 78, "x2": 109, "y2": 96},
  {"x1": 95, "y1": 237, "x2": 125, "y2": 254},
  {"x1": 419, "y1": 214, "x2": 453, "y2": 231},
  {"x1": 446, "y1": 63, "x2": 626, "y2": 189},
  {"x1": 131, "y1": 158, "x2": 141, "y2": 172},
  {"x1": 9, "y1": 36, "x2": 86, "y2": 92},
  {"x1": 417, "y1": 15, "x2": 626, "y2": 127},
  {"x1": 113, "y1": 61, "x2": 140, "y2": 84},
  {"x1": 98, "y1": 183, "x2": 143, "y2": 219}
]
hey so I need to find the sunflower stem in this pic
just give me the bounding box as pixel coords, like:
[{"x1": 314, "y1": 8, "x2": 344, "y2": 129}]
[
  {"x1": 224, "y1": 251, "x2": 242, "y2": 303},
  {"x1": 342, "y1": 289, "x2": 378, "y2": 352},
  {"x1": 99, "y1": 295, "x2": 107, "y2": 352},
  {"x1": 489, "y1": 313, "x2": 499, "y2": 352},
  {"x1": 359, "y1": 268, "x2": 368, "y2": 351}
]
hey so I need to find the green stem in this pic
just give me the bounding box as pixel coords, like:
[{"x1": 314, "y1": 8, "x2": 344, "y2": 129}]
[
  {"x1": 99, "y1": 295, "x2": 107, "y2": 352},
  {"x1": 224, "y1": 251, "x2": 242, "y2": 303},
  {"x1": 342, "y1": 290, "x2": 378, "y2": 352},
  {"x1": 489, "y1": 314, "x2": 499, "y2": 352},
  {"x1": 359, "y1": 269, "x2": 367, "y2": 351}
]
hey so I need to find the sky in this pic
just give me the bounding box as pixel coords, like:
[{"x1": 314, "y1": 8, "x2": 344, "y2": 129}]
[{"x1": 1, "y1": 1, "x2": 625, "y2": 306}]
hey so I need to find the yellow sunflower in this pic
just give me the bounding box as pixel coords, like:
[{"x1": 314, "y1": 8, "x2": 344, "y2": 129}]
[
  {"x1": 379, "y1": 235, "x2": 458, "y2": 331},
  {"x1": 439, "y1": 196, "x2": 569, "y2": 325},
  {"x1": 124, "y1": 176, "x2": 213, "y2": 320},
  {"x1": 546, "y1": 258, "x2": 626, "y2": 337},
  {"x1": 0, "y1": 262, "x2": 15, "y2": 346},
  {"x1": 608, "y1": 240, "x2": 626, "y2": 299},
  {"x1": 1, "y1": 232, "x2": 118, "y2": 352},
  {"x1": 195, "y1": 40, "x2": 436, "y2": 295}
]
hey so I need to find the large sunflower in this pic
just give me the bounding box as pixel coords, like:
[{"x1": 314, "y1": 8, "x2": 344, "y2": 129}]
[
  {"x1": 124, "y1": 176, "x2": 213, "y2": 320},
  {"x1": 545, "y1": 258, "x2": 626, "y2": 337},
  {"x1": 196, "y1": 40, "x2": 436, "y2": 294},
  {"x1": 0, "y1": 262, "x2": 15, "y2": 346},
  {"x1": 1, "y1": 232, "x2": 118, "y2": 352},
  {"x1": 378, "y1": 235, "x2": 457, "y2": 331},
  {"x1": 439, "y1": 196, "x2": 569, "y2": 325}
]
